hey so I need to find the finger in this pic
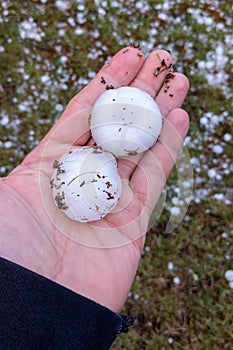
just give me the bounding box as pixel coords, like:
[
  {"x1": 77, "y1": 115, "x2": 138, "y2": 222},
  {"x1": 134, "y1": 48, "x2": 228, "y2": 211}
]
[
  {"x1": 118, "y1": 72, "x2": 189, "y2": 180},
  {"x1": 130, "y1": 108, "x2": 190, "y2": 215},
  {"x1": 60, "y1": 46, "x2": 145, "y2": 120},
  {"x1": 156, "y1": 72, "x2": 190, "y2": 116},
  {"x1": 117, "y1": 50, "x2": 173, "y2": 180},
  {"x1": 130, "y1": 49, "x2": 173, "y2": 97},
  {"x1": 23, "y1": 47, "x2": 145, "y2": 169},
  {"x1": 41, "y1": 46, "x2": 145, "y2": 147}
]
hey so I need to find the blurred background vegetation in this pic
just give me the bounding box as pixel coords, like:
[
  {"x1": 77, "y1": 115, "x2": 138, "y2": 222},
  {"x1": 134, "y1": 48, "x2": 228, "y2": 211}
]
[{"x1": 0, "y1": 0, "x2": 232, "y2": 349}]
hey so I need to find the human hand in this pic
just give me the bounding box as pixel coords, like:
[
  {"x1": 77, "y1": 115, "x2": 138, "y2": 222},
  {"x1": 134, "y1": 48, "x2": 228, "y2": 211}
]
[{"x1": 0, "y1": 46, "x2": 189, "y2": 312}]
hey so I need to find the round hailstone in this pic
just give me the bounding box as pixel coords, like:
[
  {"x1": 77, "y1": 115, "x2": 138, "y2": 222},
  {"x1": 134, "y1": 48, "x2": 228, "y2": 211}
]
[
  {"x1": 173, "y1": 276, "x2": 181, "y2": 285},
  {"x1": 90, "y1": 86, "x2": 162, "y2": 157},
  {"x1": 50, "y1": 146, "x2": 122, "y2": 222},
  {"x1": 225, "y1": 270, "x2": 233, "y2": 282}
]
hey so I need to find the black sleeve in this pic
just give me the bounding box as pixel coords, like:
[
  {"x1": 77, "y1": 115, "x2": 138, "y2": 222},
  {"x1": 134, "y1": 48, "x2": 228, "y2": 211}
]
[{"x1": 0, "y1": 257, "x2": 133, "y2": 350}]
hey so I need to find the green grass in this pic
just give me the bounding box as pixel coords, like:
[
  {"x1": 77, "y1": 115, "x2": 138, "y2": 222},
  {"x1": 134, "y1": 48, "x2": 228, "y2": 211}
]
[{"x1": 1, "y1": 1, "x2": 232, "y2": 349}]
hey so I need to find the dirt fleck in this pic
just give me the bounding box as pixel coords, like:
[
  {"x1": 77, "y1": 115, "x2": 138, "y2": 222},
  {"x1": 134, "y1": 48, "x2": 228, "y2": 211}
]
[
  {"x1": 106, "y1": 84, "x2": 115, "y2": 90},
  {"x1": 100, "y1": 76, "x2": 106, "y2": 84},
  {"x1": 88, "y1": 114, "x2": 91, "y2": 127},
  {"x1": 55, "y1": 191, "x2": 68, "y2": 210},
  {"x1": 165, "y1": 71, "x2": 176, "y2": 82},
  {"x1": 92, "y1": 145, "x2": 103, "y2": 154},
  {"x1": 105, "y1": 181, "x2": 112, "y2": 189},
  {"x1": 53, "y1": 160, "x2": 62, "y2": 169},
  {"x1": 80, "y1": 180, "x2": 85, "y2": 187},
  {"x1": 103, "y1": 190, "x2": 115, "y2": 200},
  {"x1": 153, "y1": 56, "x2": 173, "y2": 77},
  {"x1": 130, "y1": 43, "x2": 141, "y2": 49},
  {"x1": 123, "y1": 121, "x2": 133, "y2": 125},
  {"x1": 124, "y1": 148, "x2": 139, "y2": 156},
  {"x1": 52, "y1": 180, "x2": 65, "y2": 190},
  {"x1": 163, "y1": 72, "x2": 176, "y2": 93},
  {"x1": 161, "y1": 58, "x2": 166, "y2": 67},
  {"x1": 50, "y1": 178, "x2": 54, "y2": 189},
  {"x1": 55, "y1": 165, "x2": 65, "y2": 181}
]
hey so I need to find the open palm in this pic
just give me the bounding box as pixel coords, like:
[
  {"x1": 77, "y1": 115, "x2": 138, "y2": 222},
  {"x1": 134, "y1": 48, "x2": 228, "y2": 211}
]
[{"x1": 0, "y1": 46, "x2": 189, "y2": 313}]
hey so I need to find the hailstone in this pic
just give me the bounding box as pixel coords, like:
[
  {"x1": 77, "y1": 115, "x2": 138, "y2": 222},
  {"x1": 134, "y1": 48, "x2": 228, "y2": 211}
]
[
  {"x1": 50, "y1": 146, "x2": 122, "y2": 222},
  {"x1": 90, "y1": 86, "x2": 162, "y2": 157}
]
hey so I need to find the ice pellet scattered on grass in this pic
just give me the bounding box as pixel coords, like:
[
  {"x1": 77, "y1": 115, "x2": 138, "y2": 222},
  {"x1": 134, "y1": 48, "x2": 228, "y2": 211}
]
[
  {"x1": 19, "y1": 19, "x2": 44, "y2": 41},
  {"x1": 4, "y1": 141, "x2": 13, "y2": 149},
  {"x1": 55, "y1": 0, "x2": 70, "y2": 11},
  {"x1": 167, "y1": 337, "x2": 173, "y2": 344},
  {"x1": 212, "y1": 144, "x2": 224, "y2": 155},
  {"x1": 173, "y1": 277, "x2": 181, "y2": 285},
  {"x1": 223, "y1": 133, "x2": 232, "y2": 142},
  {"x1": 41, "y1": 74, "x2": 50, "y2": 84},
  {"x1": 170, "y1": 207, "x2": 181, "y2": 216},
  {"x1": 60, "y1": 55, "x2": 68, "y2": 64},
  {"x1": 0, "y1": 114, "x2": 9, "y2": 126},
  {"x1": 168, "y1": 262, "x2": 174, "y2": 271},
  {"x1": 207, "y1": 169, "x2": 222, "y2": 180},
  {"x1": 225, "y1": 270, "x2": 233, "y2": 282}
]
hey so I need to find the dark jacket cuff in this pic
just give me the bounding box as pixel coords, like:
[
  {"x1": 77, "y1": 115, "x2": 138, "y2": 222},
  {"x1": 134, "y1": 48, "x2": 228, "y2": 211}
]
[{"x1": 0, "y1": 256, "x2": 133, "y2": 350}]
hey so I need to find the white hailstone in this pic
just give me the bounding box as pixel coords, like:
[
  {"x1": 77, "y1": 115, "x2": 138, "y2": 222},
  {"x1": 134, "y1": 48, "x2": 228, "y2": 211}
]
[
  {"x1": 90, "y1": 86, "x2": 162, "y2": 157},
  {"x1": 223, "y1": 133, "x2": 232, "y2": 142},
  {"x1": 173, "y1": 276, "x2": 181, "y2": 285},
  {"x1": 170, "y1": 206, "x2": 181, "y2": 216},
  {"x1": 4, "y1": 141, "x2": 13, "y2": 149},
  {"x1": 51, "y1": 146, "x2": 122, "y2": 223},
  {"x1": 60, "y1": 55, "x2": 68, "y2": 64},
  {"x1": 134, "y1": 293, "x2": 140, "y2": 300},
  {"x1": 225, "y1": 270, "x2": 233, "y2": 282},
  {"x1": 168, "y1": 262, "x2": 174, "y2": 271},
  {"x1": 167, "y1": 337, "x2": 173, "y2": 344},
  {"x1": 222, "y1": 232, "x2": 228, "y2": 239},
  {"x1": 212, "y1": 144, "x2": 224, "y2": 155},
  {"x1": 208, "y1": 168, "x2": 217, "y2": 179}
]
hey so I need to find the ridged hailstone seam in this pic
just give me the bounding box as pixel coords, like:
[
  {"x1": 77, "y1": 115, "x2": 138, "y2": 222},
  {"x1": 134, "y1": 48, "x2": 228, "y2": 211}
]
[
  {"x1": 50, "y1": 146, "x2": 122, "y2": 222},
  {"x1": 90, "y1": 86, "x2": 162, "y2": 157}
]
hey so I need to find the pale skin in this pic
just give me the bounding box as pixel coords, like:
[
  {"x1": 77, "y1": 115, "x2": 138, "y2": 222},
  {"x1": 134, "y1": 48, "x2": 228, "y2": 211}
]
[{"x1": 0, "y1": 46, "x2": 189, "y2": 313}]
